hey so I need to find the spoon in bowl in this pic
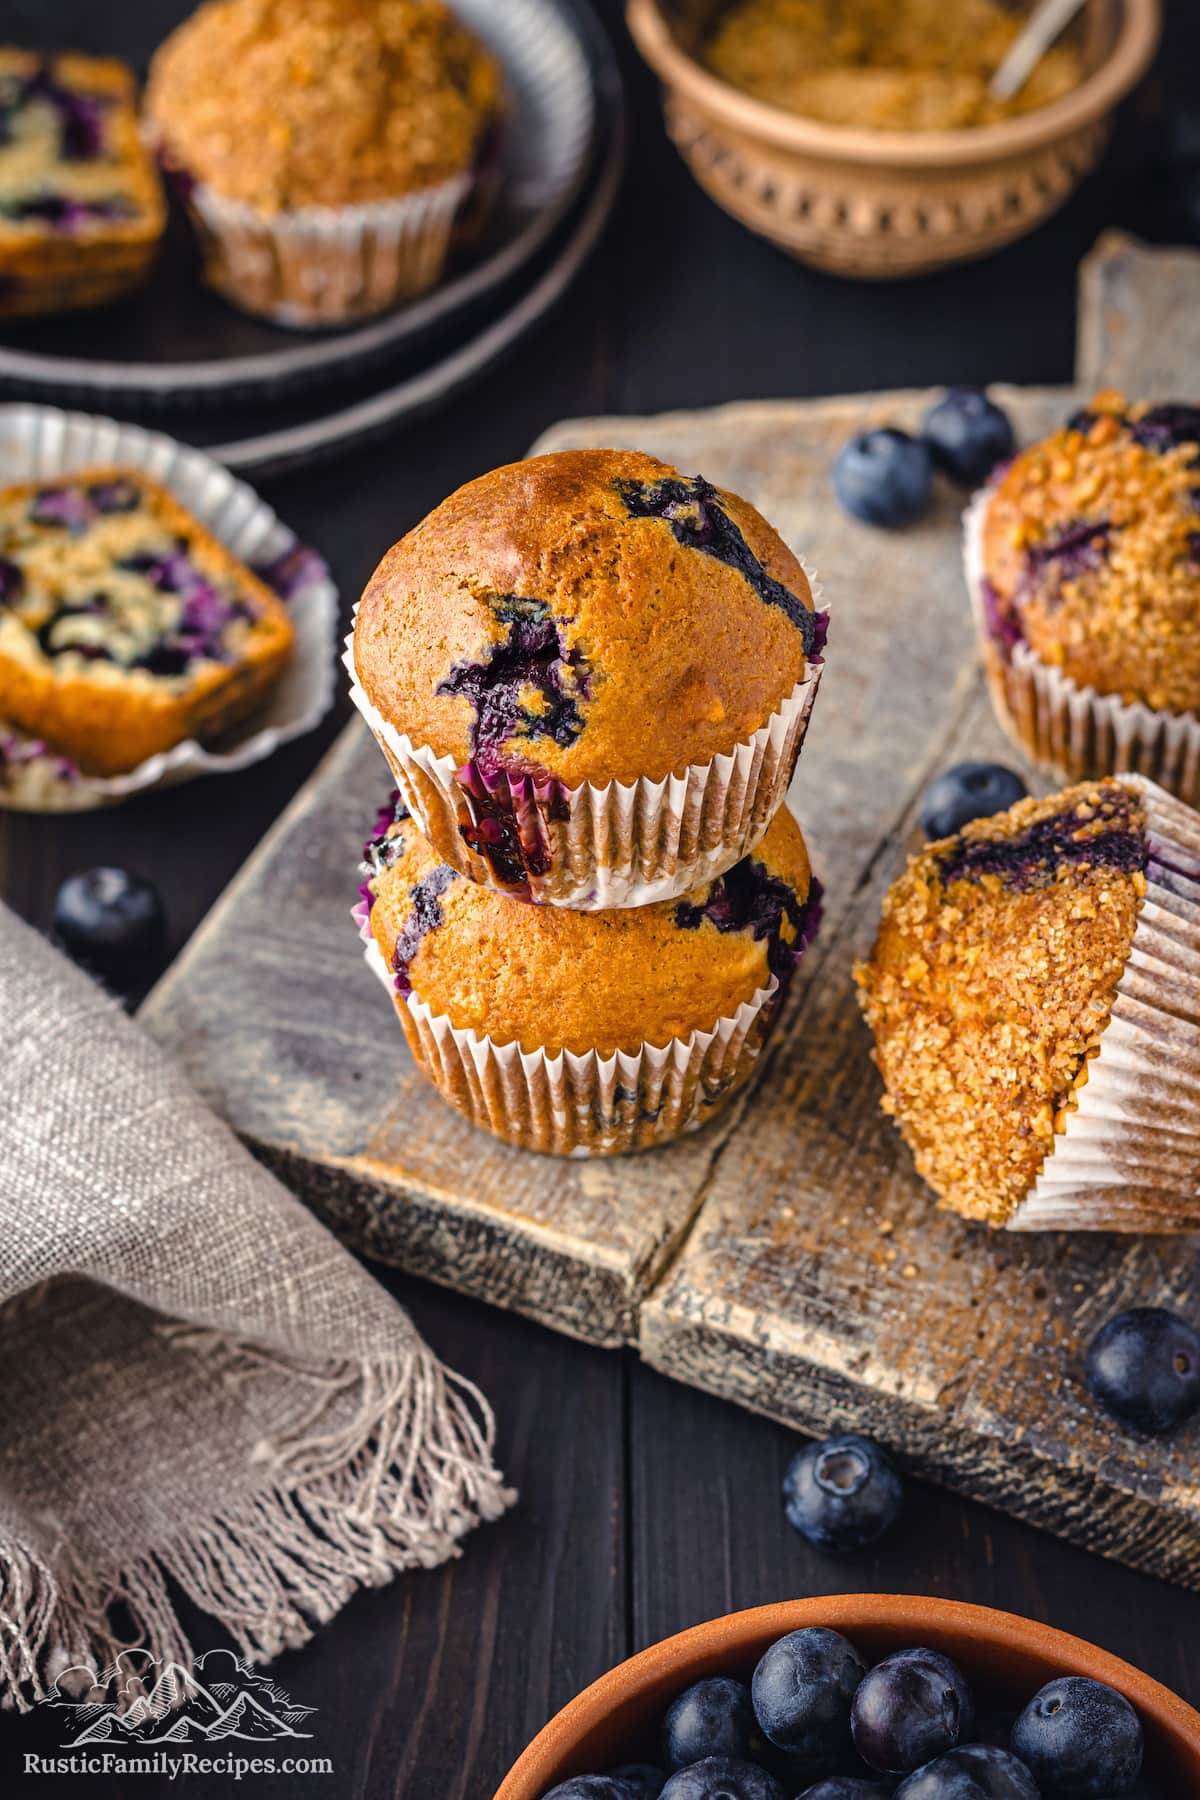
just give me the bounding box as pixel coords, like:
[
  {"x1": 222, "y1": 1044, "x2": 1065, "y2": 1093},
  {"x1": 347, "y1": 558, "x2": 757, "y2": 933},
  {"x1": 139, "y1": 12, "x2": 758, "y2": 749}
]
[{"x1": 989, "y1": 0, "x2": 1089, "y2": 103}]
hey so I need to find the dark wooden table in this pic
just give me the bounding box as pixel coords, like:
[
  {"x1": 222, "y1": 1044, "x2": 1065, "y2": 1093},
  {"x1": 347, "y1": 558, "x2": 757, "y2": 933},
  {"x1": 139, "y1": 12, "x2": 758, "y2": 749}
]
[{"x1": 3, "y1": 3, "x2": 1200, "y2": 1795}]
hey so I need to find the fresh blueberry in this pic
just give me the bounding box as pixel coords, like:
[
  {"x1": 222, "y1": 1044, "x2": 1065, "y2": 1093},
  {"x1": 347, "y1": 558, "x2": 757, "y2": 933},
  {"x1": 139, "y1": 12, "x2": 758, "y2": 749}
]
[
  {"x1": 611, "y1": 1767, "x2": 666, "y2": 1799},
  {"x1": 893, "y1": 1743, "x2": 1038, "y2": 1798},
  {"x1": 783, "y1": 1435, "x2": 903, "y2": 1554},
  {"x1": 52, "y1": 867, "x2": 166, "y2": 990},
  {"x1": 920, "y1": 763, "x2": 1028, "y2": 840},
  {"x1": 543, "y1": 1778, "x2": 638, "y2": 1799},
  {"x1": 751, "y1": 1628, "x2": 867, "y2": 1759},
  {"x1": 1085, "y1": 1307, "x2": 1200, "y2": 1435},
  {"x1": 1012, "y1": 1677, "x2": 1142, "y2": 1797},
  {"x1": 920, "y1": 390, "x2": 1015, "y2": 488},
  {"x1": 832, "y1": 429, "x2": 934, "y2": 528},
  {"x1": 544, "y1": 1779, "x2": 638, "y2": 1799},
  {"x1": 796, "y1": 1781, "x2": 892, "y2": 1797},
  {"x1": 659, "y1": 1758, "x2": 784, "y2": 1800},
  {"x1": 664, "y1": 1679, "x2": 755, "y2": 1770},
  {"x1": 852, "y1": 1650, "x2": 974, "y2": 1775}
]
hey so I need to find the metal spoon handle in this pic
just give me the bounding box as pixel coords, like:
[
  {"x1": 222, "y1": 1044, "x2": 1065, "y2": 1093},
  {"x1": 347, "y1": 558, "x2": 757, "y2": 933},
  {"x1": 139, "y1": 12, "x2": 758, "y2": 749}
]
[{"x1": 989, "y1": 0, "x2": 1088, "y2": 103}]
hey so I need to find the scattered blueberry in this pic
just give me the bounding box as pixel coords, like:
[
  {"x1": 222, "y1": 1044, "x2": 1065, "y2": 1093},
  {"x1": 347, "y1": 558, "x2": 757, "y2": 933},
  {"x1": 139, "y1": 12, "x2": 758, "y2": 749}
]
[
  {"x1": 796, "y1": 1780, "x2": 892, "y2": 1797},
  {"x1": 1012, "y1": 1677, "x2": 1142, "y2": 1797},
  {"x1": 783, "y1": 1434, "x2": 904, "y2": 1554},
  {"x1": 1085, "y1": 1308, "x2": 1200, "y2": 1436},
  {"x1": 664, "y1": 1679, "x2": 755, "y2": 1770},
  {"x1": 52, "y1": 867, "x2": 166, "y2": 990},
  {"x1": 894, "y1": 1743, "x2": 1039, "y2": 1798},
  {"x1": 611, "y1": 1767, "x2": 666, "y2": 1799},
  {"x1": 752, "y1": 1628, "x2": 867, "y2": 1760},
  {"x1": 832, "y1": 429, "x2": 934, "y2": 528},
  {"x1": 544, "y1": 1778, "x2": 638, "y2": 1799},
  {"x1": 920, "y1": 390, "x2": 1015, "y2": 489},
  {"x1": 659, "y1": 1757, "x2": 784, "y2": 1800},
  {"x1": 919, "y1": 763, "x2": 1028, "y2": 840},
  {"x1": 852, "y1": 1650, "x2": 974, "y2": 1775}
]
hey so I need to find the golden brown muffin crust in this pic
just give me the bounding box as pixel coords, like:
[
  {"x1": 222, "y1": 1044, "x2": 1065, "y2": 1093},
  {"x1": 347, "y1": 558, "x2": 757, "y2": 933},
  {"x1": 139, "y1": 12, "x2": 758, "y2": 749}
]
[
  {"x1": 354, "y1": 449, "x2": 822, "y2": 787},
  {"x1": 980, "y1": 393, "x2": 1200, "y2": 715},
  {"x1": 365, "y1": 801, "x2": 816, "y2": 1055},
  {"x1": 145, "y1": 0, "x2": 503, "y2": 213},
  {"x1": 855, "y1": 780, "x2": 1146, "y2": 1226}
]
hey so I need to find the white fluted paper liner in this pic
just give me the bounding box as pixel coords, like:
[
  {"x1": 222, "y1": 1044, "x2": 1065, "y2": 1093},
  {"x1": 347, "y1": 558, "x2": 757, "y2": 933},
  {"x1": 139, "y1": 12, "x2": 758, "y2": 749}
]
[
  {"x1": 964, "y1": 489, "x2": 1200, "y2": 807},
  {"x1": 173, "y1": 173, "x2": 475, "y2": 329},
  {"x1": 0, "y1": 403, "x2": 338, "y2": 813},
  {"x1": 344, "y1": 618, "x2": 824, "y2": 911},
  {"x1": 362, "y1": 934, "x2": 778, "y2": 1156},
  {"x1": 1010, "y1": 777, "x2": 1200, "y2": 1232}
]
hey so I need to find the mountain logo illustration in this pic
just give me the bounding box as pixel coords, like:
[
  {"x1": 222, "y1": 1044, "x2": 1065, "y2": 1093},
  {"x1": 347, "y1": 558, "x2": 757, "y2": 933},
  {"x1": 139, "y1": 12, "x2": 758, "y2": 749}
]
[{"x1": 41, "y1": 1649, "x2": 317, "y2": 1748}]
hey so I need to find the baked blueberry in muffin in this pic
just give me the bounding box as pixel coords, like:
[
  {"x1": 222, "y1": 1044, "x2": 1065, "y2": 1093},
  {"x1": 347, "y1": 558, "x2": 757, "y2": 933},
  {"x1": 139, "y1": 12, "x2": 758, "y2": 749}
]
[
  {"x1": 356, "y1": 794, "x2": 821, "y2": 1154},
  {"x1": 0, "y1": 468, "x2": 294, "y2": 775},
  {"x1": 0, "y1": 51, "x2": 164, "y2": 317},
  {"x1": 856, "y1": 780, "x2": 1162, "y2": 1226},
  {"x1": 352, "y1": 449, "x2": 828, "y2": 903}
]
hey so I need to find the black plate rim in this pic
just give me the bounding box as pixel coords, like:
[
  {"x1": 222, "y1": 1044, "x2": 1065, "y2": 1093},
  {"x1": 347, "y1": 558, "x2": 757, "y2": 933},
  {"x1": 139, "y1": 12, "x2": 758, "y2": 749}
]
[{"x1": 0, "y1": 0, "x2": 601, "y2": 405}]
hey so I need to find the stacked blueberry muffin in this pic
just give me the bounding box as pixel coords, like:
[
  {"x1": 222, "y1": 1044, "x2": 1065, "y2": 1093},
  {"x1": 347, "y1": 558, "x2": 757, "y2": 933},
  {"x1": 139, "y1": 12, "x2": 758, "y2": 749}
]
[{"x1": 348, "y1": 449, "x2": 830, "y2": 1154}]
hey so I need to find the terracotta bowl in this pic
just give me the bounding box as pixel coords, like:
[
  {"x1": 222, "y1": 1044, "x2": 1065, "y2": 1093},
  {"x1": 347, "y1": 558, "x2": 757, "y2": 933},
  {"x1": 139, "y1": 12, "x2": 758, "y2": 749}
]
[
  {"x1": 495, "y1": 1594, "x2": 1200, "y2": 1796},
  {"x1": 626, "y1": 0, "x2": 1162, "y2": 278}
]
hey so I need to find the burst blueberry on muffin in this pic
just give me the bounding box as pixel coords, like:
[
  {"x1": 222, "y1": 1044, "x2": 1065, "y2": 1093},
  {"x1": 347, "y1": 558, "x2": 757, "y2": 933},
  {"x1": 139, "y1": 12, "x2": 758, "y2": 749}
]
[
  {"x1": 355, "y1": 794, "x2": 822, "y2": 1154},
  {"x1": 0, "y1": 51, "x2": 165, "y2": 318},
  {"x1": 144, "y1": 0, "x2": 506, "y2": 327},
  {"x1": 351, "y1": 449, "x2": 828, "y2": 907},
  {"x1": 966, "y1": 393, "x2": 1200, "y2": 801},
  {"x1": 856, "y1": 777, "x2": 1200, "y2": 1232},
  {"x1": 0, "y1": 469, "x2": 294, "y2": 776}
]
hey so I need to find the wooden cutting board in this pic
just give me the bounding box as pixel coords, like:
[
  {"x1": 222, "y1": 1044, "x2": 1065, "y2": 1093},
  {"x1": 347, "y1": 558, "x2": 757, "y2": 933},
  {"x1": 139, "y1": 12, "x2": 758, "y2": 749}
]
[{"x1": 141, "y1": 234, "x2": 1200, "y2": 1591}]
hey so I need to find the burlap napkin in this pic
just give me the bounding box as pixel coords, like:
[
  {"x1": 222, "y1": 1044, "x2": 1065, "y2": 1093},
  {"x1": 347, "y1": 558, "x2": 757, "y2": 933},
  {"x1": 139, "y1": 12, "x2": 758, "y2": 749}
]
[{"x1": 0, "y1": 900, "x2": 513, "y2": 1709}]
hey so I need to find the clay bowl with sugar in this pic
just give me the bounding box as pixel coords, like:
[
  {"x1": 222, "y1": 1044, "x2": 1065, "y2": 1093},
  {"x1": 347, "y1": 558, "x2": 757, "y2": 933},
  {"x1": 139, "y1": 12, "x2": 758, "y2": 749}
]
[
  {"x1": 494, "y1": 1594, "x2": 1200, "y2": 1796},
  {"x1": 627, "y1": 0, "x2": 1161, "y2": 278}
]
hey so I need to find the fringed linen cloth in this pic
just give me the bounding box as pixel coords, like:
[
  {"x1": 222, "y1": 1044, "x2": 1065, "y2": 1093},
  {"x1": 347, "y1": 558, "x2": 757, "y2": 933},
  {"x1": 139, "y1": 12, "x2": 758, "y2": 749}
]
[{"x1": 0, "y1": 902, "x2": 513, "y2": 1707}]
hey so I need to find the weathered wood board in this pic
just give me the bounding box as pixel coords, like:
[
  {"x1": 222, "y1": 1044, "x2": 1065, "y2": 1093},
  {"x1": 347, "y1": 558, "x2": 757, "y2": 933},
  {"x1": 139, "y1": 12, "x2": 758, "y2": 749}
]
[{"x1": 141, "y1": 236, "x2": 1200, "y2": 1588}]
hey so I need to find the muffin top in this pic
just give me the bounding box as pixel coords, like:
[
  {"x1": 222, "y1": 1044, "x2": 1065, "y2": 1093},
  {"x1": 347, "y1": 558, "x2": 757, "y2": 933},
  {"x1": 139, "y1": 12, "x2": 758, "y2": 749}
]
[
  {"x1": 354, "y1": 449, "x2": 826, "y2": 789},
  {"x1": 361, "y1": 794, "x2": 820, "y2": 1055},
  {"x1": 978, "y1": 393, "x2": 1200, "y2": 714},
  {"x1": 145, "y1": 0, "x2": 503, "y2": 213},
  {"x1": 855, "y1": 779, "x2": 1147, "y2": 1226}
]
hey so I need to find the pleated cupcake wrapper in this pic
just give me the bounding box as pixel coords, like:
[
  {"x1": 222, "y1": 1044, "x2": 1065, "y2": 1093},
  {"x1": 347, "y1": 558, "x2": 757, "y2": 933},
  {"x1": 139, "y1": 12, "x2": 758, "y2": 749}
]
[
  {"x1": 362, "y1": 935, "x2": 777, "y2": 1156},
  {"x1": 1010, "y1": 777, "x2": 1200, "y2": 1231},
  {"x1": 344, "y1": 615, "x2": 823, "y2": 910},
  {"x1": 964, "y1": 490, "x2": 1200, "y2": 807},
  {"x1": 171, "y1": 170, "x2": 473, "y2": 330},
  {"x1": 0, "y1": 402, "x2": 338, "y2": 813}
]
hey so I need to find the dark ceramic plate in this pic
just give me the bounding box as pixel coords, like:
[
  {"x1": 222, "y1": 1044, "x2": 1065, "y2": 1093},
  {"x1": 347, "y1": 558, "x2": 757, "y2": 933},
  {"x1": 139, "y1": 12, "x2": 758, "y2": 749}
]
[{"x1": 0, "y1": 0, "x2": 596, "y2": 408}]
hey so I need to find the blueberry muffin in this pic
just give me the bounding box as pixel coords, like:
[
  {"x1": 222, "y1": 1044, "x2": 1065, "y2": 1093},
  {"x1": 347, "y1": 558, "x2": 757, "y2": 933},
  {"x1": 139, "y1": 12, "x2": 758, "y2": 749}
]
[
  {"x1": 144, "y1": 0, "x2": 506, "y2": 327},
  {"x1": 350, "y1": 449, "x2": 828, "y2": 907},
  {"x1": 856, "y1": 777, "x2": 1200, "y2": 1232},
  {"x1": 967, "y1": 393, "x2": 1200, "y2": 802},
  {"x1": 0, "y1": 469, "x2": 294, "y2": 776},
  {"x1": 0, "y1": 51, "x2": 165, "y2": 318},
  {"x1": 356, "y1": 793, "x2": 822, "y2": 1154}
]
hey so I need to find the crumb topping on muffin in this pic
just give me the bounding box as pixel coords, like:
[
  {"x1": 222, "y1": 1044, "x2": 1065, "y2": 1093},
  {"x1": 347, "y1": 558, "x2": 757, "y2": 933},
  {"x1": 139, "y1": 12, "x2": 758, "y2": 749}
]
[
  {"x1": 354, "y1": 449, "x2": 825, "y2": 792},
  {"x1": 855, "y1": 779, "x2": 1147, "y2": 1226},
  {"x1": 704, "y1": 0, "x2": 1081, "y2": 131},
  {"x1": 361, "y1": 794, "x2": 819, "y2": 1055},
  {"x1": 145, "y1": 0, "x2": 504, "y2": 214},
  {"x1": 979, "y1": 393, "x2": 1200, "y2": 715}
]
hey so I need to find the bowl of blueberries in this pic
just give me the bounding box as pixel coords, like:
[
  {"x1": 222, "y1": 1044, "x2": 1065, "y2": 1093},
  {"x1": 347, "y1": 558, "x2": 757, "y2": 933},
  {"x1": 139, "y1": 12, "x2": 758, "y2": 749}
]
[{"x1": 495, "y1": 1593, "x2": 1200, "y2": 1800}]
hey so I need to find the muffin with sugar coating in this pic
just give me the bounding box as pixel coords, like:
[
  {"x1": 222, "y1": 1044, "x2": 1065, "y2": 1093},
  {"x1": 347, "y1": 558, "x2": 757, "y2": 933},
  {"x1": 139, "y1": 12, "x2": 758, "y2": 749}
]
[{"x1": 350, "y1": 448, "x2": 828, "y2": 908}]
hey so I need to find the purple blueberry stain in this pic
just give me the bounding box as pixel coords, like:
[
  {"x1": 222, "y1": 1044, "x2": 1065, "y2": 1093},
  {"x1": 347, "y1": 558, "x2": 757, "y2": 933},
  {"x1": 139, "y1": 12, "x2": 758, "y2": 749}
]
[
  {"x1": 937, "y1": 789, "x2": 1147, "y2": 892},
  {"x1": 614, "y1": 474, "x2": 828, "y2": 660},
  {"x1": 676, "y1": 863, "x2": 824, "y2": 988},
  {"x1": 392, "y1": 864, "x2": 459, "y2": 996},
  {"x1": 86, "y1": 477, "x2": 140, "y2": 515},
  {"x1": 0, "y1": 557, "x2": 24, "y2": 605},
  {"x1": 255, "y1": 541, "x2": 329, "y2": 601},
  {"x1": 28, "y1": 485, "x2": 96, "y2": 533},
  {"x1": 23, "y1": 64, "x2": 109, "y2": 161}
]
